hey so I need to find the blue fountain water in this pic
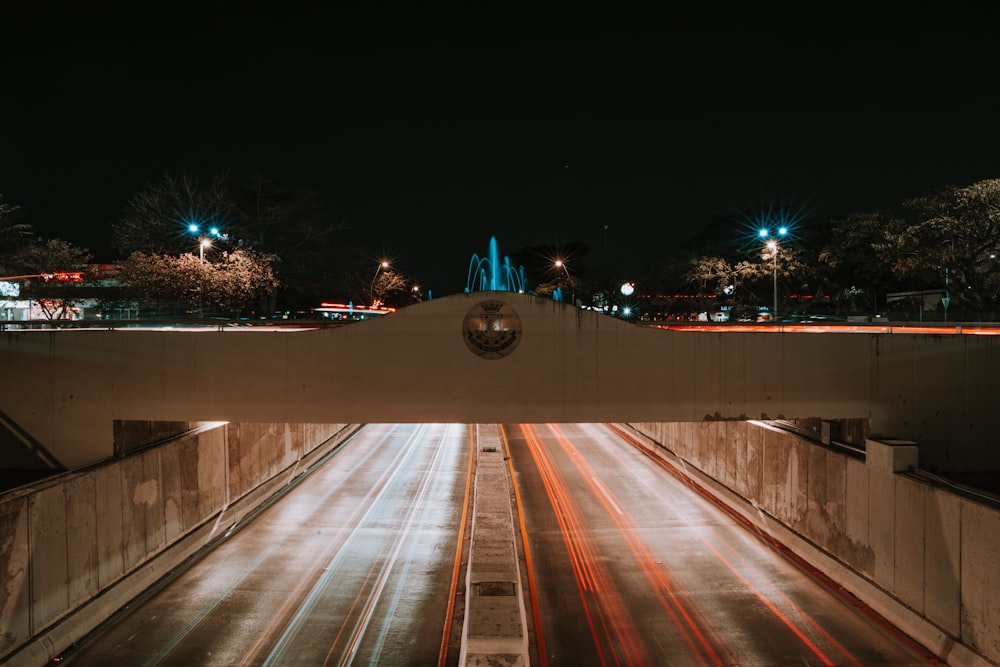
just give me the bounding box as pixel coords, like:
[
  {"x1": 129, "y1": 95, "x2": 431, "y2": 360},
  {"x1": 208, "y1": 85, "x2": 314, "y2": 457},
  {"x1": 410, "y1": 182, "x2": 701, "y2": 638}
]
[
  {"x1": 488, "y1": 235, "x2": 501, "y2": 289},
  {"x1": 465, "y1": 236, "x2": 527, "y2": 293}
]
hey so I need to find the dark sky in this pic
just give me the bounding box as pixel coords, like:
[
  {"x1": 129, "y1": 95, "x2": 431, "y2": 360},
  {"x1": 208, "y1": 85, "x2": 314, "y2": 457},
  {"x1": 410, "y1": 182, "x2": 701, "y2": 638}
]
[{"x1": 4, "y1": 15, "x2": 1000, "y2": 296}]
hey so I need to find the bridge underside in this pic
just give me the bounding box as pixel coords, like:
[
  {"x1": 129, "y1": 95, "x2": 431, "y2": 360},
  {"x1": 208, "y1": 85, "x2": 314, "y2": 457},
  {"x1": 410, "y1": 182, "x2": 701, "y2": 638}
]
[{"x1": 1, "y1": 291, "x2": 997, "y2": 471}]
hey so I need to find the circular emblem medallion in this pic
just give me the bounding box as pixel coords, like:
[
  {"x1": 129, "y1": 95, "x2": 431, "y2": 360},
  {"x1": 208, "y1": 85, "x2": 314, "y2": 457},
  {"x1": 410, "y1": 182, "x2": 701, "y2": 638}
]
[{"x1": 462, "y1": 300, "x2": 522, "y2": 359}]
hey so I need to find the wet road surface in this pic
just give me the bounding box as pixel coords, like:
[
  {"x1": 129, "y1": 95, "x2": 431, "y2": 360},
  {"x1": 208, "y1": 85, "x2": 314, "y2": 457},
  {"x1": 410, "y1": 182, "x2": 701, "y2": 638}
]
[
  {"x1": 56, "y1": 422, "x2": 944, "y2": 666},
  {"x1": 58, "y1": 423, "x2": 471, "y2": 667},
  {"x1": 506, "y1": 422, "x2": 940, "y2": 666}
]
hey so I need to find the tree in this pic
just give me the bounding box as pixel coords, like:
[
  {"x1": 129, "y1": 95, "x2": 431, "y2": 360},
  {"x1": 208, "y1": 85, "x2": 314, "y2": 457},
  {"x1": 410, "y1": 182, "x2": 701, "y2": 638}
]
[
  {"x1": 115, "y1": 250, "x2": 278, "y2": 318},
  {"x1": 895, "y1": 180, "x2": 1000, "y2": 318},
  {"x1": 113, "y1": 171, "x2": 239, "y2": 256},
  {"x1": 113, "y1": 171, "x2": 352, "y2": 311},
  {"x1": 114, "y1": 252, "x2": 203, "y2": 314},
  {"x1": 680, "y1": 255, "x2": 756, "y2": 318},
  {"x1": 234, "y1": 174, "x2": 353, "y2": 310},
  {"x1": 208, "y1": 249, "x2": 281, "y2": 316},
  {"x1": 0, "y1": 195, "x2": 35, "y2": 272},
  {"x1": 816, "y1": 211, "x2": 906, "y2": 315},
  {"x1": 685, "y1": 256, "x2": 755, "y2": 298},
  {"x1": 682, "y1": 239, "x2": 815, "y2": 319},
  {"x1": 10, "y1": 239, "x2": 93, "y2": 319},
  {"x1": 370, "y1": 269, "x2": 412, "y2": 308}
]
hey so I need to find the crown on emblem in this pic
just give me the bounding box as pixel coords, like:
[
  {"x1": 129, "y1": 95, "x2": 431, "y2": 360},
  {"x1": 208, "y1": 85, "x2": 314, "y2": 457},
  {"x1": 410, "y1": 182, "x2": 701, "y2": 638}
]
[{"x1": 481, "y1": 302, "x2": 503, "y2": 313}]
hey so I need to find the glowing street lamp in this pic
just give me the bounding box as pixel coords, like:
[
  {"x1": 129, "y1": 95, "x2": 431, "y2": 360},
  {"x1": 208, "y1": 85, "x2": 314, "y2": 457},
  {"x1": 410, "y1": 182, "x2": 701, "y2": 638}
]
[
  {"x1": 758, "y1": 226, "x2": 788, "y2": 321},
  {"x1": 554, "y1": 259, "x2": 574, "y2": 305},
  {"x1": 370, "y1": 260, "x2": 389, "y2": 307},
  {"x1": 188, "y1": 223, "x2": 227, "y2": 263},
  {"x1": 766, "y1": 240, "x2": 779, "y2": 319}
]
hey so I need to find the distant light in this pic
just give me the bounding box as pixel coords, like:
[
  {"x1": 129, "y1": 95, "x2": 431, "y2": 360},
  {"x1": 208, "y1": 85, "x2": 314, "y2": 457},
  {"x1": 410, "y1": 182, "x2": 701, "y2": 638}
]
[
  {"x1": 758, "y1": 228, "x2": 769, "y2": 238},
  {"x1": 778, "y1": 226, "x2": 788, "y2": 236},
  {"x1": 188, "y1": 223, "x2": 199, "y2": 233},
  {"x1": 210, "y1": 227, "x2": 220, "y2": 236},
  {"x1": 620, "y1": 282, "x2": 634, "y2": 296}
]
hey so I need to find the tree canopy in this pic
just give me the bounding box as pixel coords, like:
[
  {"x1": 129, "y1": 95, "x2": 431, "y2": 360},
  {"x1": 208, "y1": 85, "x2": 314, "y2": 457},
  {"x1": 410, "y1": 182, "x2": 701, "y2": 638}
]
[
  {"x1": 5, "y1": 239, "x2": 94, "y2": 319},
  {"x1": 894, "y1": 180, "x2": 1000, "y2": 315},
  {"x1": 115, "y1": 249, "x2": 279, "y2": 318},
  {"x1": 112, "y1": 170, "x2": 356, "y2": 311},
  {"x1": 0, "y1": 195, "x2": 35, "y2": 272},
  {"x1": 7, "y1": 173, "x2": 1000, "y2": 322}
]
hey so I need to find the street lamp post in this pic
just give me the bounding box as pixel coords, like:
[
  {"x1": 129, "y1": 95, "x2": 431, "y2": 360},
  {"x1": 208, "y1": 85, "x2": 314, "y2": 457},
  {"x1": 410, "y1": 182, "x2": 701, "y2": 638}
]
[
  {"x1": 767, "y1": 240, "x2": 778, "y2": 319},
  {"x1": 759, "y1": 226, "x2": 788, "y2": 321},
  {"x1": 189, "y1": 223, "x2": 226, "y2": 263},
  {"x1": 554, "y1": 260, "x2": 574, "y2": 305},
  {"x1": 370, "y1": 260, "x2": 389, "y2": 307}
]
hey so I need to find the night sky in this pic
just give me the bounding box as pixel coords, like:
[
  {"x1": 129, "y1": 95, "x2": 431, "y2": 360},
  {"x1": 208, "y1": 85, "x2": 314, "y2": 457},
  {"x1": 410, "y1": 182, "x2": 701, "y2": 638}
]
[{"x1": 4, "y1": 16, "x2": 1000, "y2": 296}]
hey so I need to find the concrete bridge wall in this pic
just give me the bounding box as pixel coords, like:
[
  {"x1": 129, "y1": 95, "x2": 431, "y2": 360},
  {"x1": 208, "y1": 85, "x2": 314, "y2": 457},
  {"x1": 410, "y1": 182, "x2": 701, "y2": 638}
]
[
  {"x1": 0, "y1": 422, "x2": 356, "y2": 667},
  {"x1": 1, "y1": 292, "x2": 998, "y2": 473},
  {"x1": 628, "y1": 421, "x2": 1000, "y2": 667}
]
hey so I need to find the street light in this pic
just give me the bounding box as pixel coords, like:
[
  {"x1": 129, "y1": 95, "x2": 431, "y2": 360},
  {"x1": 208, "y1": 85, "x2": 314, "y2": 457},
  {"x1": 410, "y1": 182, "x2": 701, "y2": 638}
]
[
  {"x1": 554, "y1": 260, "x2": 574, "y2": 305},
  {"x1": 370, "y1": 260, "x2": 389, "y2": 307},
  {"x1": 759, "y1": 226, "x2": 788, "y2": 321},
  {"x1": 766, "y1": 240, "x2": 779, "y2": 319},
  {"x1": 188, "y1": 223, "x2": 227, "y2": 263}
]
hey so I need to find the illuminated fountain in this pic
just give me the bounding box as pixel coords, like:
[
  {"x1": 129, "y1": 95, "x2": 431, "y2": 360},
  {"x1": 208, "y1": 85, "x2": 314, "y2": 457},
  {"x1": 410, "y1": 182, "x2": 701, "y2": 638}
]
[{"x1": 465, "y1": 236, "x2": 527, "y2": 293}]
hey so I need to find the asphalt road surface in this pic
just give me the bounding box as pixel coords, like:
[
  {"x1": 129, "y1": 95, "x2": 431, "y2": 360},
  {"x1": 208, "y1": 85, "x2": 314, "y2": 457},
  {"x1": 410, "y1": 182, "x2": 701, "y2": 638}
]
[
  {"x1": 56, "y1": 422, "x2": 943, "y2": 666},
  {"x1": 57, "y1": 423, "x2": 472, "y2": 667},
  {"x1": 506, "y1": 422, "x2": 940, "y2": 666}
]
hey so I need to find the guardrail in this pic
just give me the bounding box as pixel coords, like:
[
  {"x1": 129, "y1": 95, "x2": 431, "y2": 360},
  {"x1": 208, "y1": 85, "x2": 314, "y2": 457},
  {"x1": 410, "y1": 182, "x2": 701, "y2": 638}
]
[
  {"x1": 5, "y1": 317, "x2": 1000, "y2": 335},
  {"x1": 643, "y1": 321, "x2": 1000, "y2": 335},
  {"x1": 0, "y1": 318, "x2": 347, "y2": 332}
]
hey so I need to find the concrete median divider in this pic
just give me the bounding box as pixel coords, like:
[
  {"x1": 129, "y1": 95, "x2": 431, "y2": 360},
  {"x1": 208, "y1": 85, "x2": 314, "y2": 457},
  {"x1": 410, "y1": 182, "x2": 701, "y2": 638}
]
[{"x1": 459, "y1": 424, "x2": 530, "y2": 665}]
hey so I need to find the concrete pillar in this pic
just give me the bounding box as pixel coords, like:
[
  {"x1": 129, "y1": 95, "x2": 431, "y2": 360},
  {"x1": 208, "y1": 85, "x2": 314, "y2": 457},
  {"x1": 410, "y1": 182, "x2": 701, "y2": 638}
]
[{"x1": 866, "y1": 437, "x2": 918, "y2": 473}]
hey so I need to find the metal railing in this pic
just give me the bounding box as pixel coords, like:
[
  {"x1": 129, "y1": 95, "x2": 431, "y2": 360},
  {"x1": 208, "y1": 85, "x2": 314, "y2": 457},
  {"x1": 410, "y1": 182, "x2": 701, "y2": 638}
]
[{"x1": 0, "y1": 318, "x2": 348, "y2": 332}]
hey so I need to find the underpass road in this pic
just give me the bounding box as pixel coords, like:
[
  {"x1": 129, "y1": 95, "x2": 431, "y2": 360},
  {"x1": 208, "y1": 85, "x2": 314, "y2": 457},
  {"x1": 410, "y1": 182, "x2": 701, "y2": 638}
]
[
  {"x1": 505, "y1": 422, "x2": 942, "y2": 667},
  {"x1": 57, "y1": 423, "x2": 472, "y2": 667}
]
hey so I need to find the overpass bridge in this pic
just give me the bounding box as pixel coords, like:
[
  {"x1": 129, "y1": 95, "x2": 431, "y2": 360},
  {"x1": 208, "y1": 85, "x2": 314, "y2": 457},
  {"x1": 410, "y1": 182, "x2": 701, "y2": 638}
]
[
  {"x1": 2, "y1": 290, "x2": 999, "y2": 471},
  {"x1": 1, "y1": 291, "x2": 999, "y2": 666}
]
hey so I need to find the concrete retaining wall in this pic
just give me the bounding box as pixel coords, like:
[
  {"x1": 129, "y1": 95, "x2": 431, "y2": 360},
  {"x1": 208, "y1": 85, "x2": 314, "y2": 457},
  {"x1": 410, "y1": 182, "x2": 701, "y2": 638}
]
[
  {"x1": 0, "y1": 421, "x2": 357, "y2": 666},
  {"x1": 628, "y1": 421, "x2": 1000, "y2": 667}
]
